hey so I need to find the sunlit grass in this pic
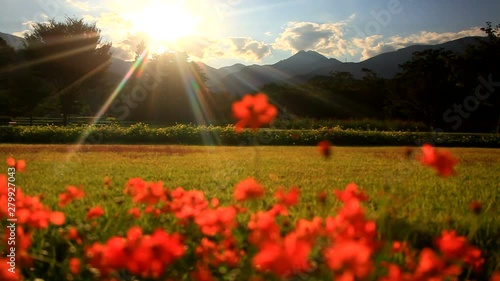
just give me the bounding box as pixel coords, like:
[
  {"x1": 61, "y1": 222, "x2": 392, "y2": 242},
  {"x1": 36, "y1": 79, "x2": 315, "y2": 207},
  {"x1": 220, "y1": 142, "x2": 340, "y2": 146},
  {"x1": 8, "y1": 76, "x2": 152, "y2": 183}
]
[
  {"x1": 3, "y1": 144, "x2": 499, "y2": 226},
  {"x1": 2, "y1": 144, "x2": 500, "y2": 278}
]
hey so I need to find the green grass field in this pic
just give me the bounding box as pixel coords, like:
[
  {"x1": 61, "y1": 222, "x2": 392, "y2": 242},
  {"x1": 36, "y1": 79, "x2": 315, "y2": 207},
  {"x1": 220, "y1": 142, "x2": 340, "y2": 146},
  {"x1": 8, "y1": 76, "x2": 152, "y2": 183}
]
[
  {"x1": 1, "y1": 144, "x2": 500, "y2": 278},
  {"x1": 3, "y1": 144, "x2": 499, "y2": 220}
]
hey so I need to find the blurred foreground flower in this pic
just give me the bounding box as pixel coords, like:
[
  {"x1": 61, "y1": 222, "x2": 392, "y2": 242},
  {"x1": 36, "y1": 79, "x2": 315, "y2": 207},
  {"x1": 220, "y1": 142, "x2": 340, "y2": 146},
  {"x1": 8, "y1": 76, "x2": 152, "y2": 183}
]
[
  {"x1": 317, "y1": 140, "x2": 331, "y2": 158},
  {"x1": 6, "y1": 157, "x2": 26, "y2": 172},
  {"x1": 420, "y1": 144, "x2": 458, "y2": 177},
  {"x1": 234, "y1": 177, "x2": 265, "y2": 201},
  {"x1": 232, "y1": 93, "x2": 277, "y2": 132}
]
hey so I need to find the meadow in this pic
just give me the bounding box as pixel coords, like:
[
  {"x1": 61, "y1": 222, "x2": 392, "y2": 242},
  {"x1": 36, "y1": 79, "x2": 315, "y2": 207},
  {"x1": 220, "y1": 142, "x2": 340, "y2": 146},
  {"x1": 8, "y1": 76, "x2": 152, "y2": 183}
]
[{"x1": 1, "y1": 144, "x2": 500, "y2": 280}]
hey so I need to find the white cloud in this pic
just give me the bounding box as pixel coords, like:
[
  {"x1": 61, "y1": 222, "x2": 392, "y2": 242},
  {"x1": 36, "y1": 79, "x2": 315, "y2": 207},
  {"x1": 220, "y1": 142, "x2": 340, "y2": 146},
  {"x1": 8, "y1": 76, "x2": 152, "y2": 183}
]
[
  {"x1": 353, "y1": 28, "x2": 485, "y2": 60},
  {"x1": 227, "y1": 37, "x2": 271, "y2": 61},
  {"x1": 274, "y1": 21, "x2": 358, "y2": 59},
  {"x1": 274, "y1": 20, "x2": 486, "y2": 61}
]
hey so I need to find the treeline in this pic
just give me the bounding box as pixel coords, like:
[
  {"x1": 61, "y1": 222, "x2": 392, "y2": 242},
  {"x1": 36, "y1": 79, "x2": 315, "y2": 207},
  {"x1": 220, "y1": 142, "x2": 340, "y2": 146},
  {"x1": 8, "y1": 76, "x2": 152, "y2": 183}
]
[
  {"x1": 262, "y1": 22, "x2": 500, "y2": 133},
  {"x1": 0, "y1": 17, "x2": 499, "y2": 133}
]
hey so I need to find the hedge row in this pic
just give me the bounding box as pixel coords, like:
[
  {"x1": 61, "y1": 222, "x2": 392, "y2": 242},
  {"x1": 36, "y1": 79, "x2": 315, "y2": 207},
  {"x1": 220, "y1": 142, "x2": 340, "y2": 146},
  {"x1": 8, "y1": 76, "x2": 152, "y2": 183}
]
[
  {"x1": 1, "y1": 124, "x2": 499, "y2": 147},
  {"x1": 271, "y1": 118, "x2": 430, "y2": 131}
]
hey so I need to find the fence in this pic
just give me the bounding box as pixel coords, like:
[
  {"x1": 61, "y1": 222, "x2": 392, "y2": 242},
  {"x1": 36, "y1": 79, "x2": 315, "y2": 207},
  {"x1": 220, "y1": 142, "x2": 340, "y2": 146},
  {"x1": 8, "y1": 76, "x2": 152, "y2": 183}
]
[{"x1": 4, "y1": 116, "x2": 136, "y2": 127}]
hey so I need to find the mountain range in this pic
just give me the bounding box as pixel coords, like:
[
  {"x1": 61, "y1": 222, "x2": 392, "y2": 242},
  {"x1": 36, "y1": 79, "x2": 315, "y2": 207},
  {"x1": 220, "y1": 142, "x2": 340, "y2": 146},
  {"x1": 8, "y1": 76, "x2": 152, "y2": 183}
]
[{"x1": 1, "y1": 31, "x2": 484, "y2": 95}]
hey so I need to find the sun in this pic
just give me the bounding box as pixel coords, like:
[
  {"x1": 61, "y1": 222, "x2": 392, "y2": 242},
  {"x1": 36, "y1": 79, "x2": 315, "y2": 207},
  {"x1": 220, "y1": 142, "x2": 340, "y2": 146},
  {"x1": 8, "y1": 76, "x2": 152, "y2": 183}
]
[{"x1": 129, "y1": 1, "x2": 199, "y2": 43}]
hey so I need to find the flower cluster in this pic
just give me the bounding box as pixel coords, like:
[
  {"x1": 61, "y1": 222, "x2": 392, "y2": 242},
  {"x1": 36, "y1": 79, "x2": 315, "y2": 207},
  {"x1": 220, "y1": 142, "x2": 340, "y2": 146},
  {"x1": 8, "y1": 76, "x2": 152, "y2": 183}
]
[
  {"x1": 0, "y1": 152, "x2": 497, "y2": 280},
  {"x1": 0, "y1": 93, "x2": 495, "y2": 280}
]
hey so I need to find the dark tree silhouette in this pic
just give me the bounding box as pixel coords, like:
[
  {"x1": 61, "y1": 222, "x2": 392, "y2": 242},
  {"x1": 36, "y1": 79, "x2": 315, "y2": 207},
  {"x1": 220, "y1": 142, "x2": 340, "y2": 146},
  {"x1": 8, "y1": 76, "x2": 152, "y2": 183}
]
[
  {"x1": 463, "y1": 21, "x2": 500, "y2": 132},
  {"x1": 0, "y1": 38, "x2": 16, "y2": 115},
  {"x1": 386, "y1": 49, "x2": 462, "y2": 126},
  {"x1": 23, "y1": 17, "x2": 112, "y2": 125},
  {"x1": 124, "y1": 51, "x2": 212, "y2": 124}
]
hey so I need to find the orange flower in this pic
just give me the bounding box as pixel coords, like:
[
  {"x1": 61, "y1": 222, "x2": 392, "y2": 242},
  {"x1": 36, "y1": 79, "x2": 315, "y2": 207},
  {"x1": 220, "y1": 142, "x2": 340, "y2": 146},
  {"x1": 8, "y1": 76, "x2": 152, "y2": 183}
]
[
  {"x1": 420, "y1": 143, "x2": 458, "y2": 177},
  {"x1": 234, "y1": 178, "x2": 265, "y2": 201},
  {"x1": 317, "y1": 140, "x2": 331, "y2": 158},
  {"x1": 69, "y1": 258, "x2": 80, "y2": 274},
  {"x1": 86, "y1": 206, "x2": 104, "y2": 220},
  {"x1": 232, "y1": 93, "x2": 277, "y2": 132}
]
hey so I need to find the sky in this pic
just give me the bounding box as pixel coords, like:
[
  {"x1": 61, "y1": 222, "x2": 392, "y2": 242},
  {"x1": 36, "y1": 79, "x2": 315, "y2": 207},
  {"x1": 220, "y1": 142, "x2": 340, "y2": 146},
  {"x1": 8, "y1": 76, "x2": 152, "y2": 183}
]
[{"x1": 1, "y1": 0, "x2": 499, "y2": 68}]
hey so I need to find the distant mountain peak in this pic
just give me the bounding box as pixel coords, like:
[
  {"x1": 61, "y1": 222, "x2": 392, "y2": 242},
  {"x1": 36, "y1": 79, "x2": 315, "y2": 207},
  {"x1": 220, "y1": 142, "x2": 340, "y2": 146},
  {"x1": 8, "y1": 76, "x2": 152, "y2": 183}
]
[{"x1": 291, "y1": 50, "x2": 328, "y2": 60}]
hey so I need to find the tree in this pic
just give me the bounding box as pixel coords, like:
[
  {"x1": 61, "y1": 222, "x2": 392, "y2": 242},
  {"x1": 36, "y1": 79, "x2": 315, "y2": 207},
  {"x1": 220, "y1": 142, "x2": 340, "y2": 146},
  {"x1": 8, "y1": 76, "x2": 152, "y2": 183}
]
[
  {"x1": 0, "y1": 37, "x2": 16, "y2": 115},
  {"x1": 461, "y1": 21, "x2": 500, "y2": 132},
  {"x1": 24, "y1": 17, "x2": 112, "y2": 125},
  {"x1": 386, "y1": 49, "x2": 462, "y2": 126},
  {"x1": 122, "y1": 50, "x2": 213, "y2": 124}
]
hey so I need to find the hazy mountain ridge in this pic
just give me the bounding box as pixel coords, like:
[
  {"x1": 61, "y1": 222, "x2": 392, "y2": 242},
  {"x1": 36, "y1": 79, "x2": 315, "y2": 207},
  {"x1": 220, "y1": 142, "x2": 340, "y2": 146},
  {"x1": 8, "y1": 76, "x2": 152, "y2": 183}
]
[
  {"x1": 1, "y1": 31, "x2": 485, "y2": 95},
  {"x1": 199, "y1": 36, "x2": 484, "y2": 94}
]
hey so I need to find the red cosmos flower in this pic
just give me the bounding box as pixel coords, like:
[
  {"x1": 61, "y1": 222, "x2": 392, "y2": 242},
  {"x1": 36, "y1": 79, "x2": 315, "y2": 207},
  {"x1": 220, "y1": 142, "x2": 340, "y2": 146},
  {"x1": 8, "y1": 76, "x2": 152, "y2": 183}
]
[
  {"x1": 317, "y1": 140, "x2": 331, "y2": 158},
  {"x1": 295, "y1": 217, "x2": 322, "y2": 239},
  {"x1": 170, "y1": 187, "x2": 209, "y2": 220},
  {"x1": 0, "y1": 258, "x2": 21, "y2": 280},
  {"x1": 195, "y1": 237, "x2": 242, "y2": 268},
  {"x1": 420, "y1": 143, "x2": 458, "y2": 177},
  {"x1": 69, "y1": 258, "x2": 81, "y2": 274},
  {"x1": 234, "y1": 177, "x2": 265, "y2": 201},
  {"x1": 334, "y1": 183, "x2": 369, "y2": 202},
  {"x1": 128, "y1": 207, "x2": 141, "y2": 218},
  {"x1": 317, "y1": 191, "x2": 327, "y2": 203},
  {"x1": 67, "y1": 227, "x2": 82, "y2": 245},
  {"x1": 379, "y1": 264, "x2": 413, "y2": 281},
  {"x1": 1, "y1": 185, "x2": 63, "y2": 229},
  {"x1": 191, "y1": 263, "x2": 216, "y2": 281},
  {"x1": 470, "y1": 201, "x2": 482, "y2": 214},
  {"x1": 50, "y1": 211, "x2": 65, "y2": 225},
  {"x1": 124, "y1": 178, "x2": 166, "y2": 205},
  {"x1": 86, "y1": 206, "x2": 104, "y2": 220},
  {"x1": 195, "y1": 206, "x2": 237, "y2": 236},
  {"x1": 414, "y1": 248, "x2": 462, "y2": 280},
  {"x1": 435, "y1": 230, "x2": 484, "y2": 271},
  {"x1": 6, "y1": 157, "x2": 26, "y2": 172},
  {"x1": 232, "y1": 93, "x2": 277, "y2": 132},
  {"x1": 248, "y1": 211, "x2": 281, "y2": 245},
  {"x1": 324, "y1": 240, "x2": 373, "y2": 280},
  {"x1": 252, "y1": 232, "x2": 313, "y2": 278},
  {"x1": 491, "y1": 272, "x2": 500, "y2": 281},
  {"x1": 58, "y1": 186, "x2": 85, "y2": 207},
  {"x1": 274, "y1": 187, "x2": 299, "y2": 207},
  {"x1": 2, "y1": 227, "x2": 33, "y2": 268}
]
